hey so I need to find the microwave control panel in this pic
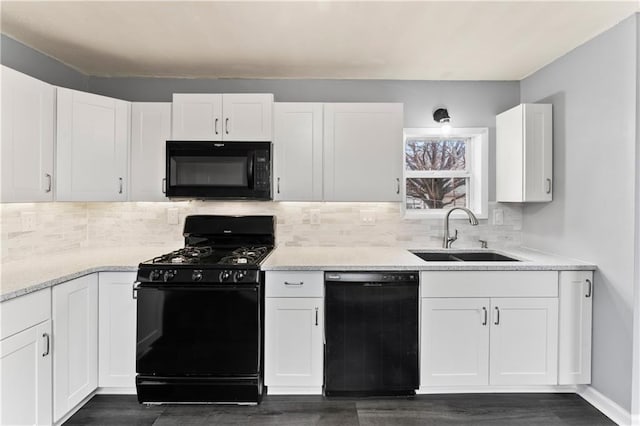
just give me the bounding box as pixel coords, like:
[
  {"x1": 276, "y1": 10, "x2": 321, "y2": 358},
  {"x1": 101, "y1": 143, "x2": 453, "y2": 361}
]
[{"x1": 254, "y1": 150, "x2": 271, "y2": 191}]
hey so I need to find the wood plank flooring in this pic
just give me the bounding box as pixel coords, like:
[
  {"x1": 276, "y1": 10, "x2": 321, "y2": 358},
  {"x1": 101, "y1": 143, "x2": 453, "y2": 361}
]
[{"x1": 65, "y1": 393, "x2": 614, "y2": 425}]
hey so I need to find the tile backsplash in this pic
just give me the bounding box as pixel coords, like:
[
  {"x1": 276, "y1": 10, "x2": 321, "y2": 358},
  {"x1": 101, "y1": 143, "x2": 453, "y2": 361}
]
[{"x1": 1, "y1": 201, "x2": 522, "y2": 263}]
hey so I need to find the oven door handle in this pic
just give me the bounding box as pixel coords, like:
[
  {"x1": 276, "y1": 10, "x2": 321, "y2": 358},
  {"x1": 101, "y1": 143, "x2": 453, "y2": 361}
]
[{"x1": 135, "y1": 284, "x2": 259, "y2": 292}]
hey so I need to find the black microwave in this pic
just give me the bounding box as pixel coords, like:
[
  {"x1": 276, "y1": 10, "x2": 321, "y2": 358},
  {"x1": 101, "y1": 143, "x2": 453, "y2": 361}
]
[{"x1": 165, "y1": 141, "x2": 271, "y2": 200}]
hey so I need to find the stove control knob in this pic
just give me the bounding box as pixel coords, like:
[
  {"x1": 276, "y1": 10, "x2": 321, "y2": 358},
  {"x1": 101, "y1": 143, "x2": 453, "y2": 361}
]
[
  {"x1": 219, "y1": 270, "x2": 231, "y2": 282},
  {"x1": 192, "y1": 270, "x2": 203, "y2": 282},
  {"x1": 149, "y1": 270, "x2": 161, "y2": 281},
  {"x1": 234, "y1": 270, "x2": 247, "y2": 282},
  {"x1": 163, "y1": 270, "x2": 175, "y2": 282}
]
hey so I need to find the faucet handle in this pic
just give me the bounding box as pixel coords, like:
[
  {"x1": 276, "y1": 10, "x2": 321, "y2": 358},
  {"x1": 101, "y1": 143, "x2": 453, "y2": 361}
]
[
  {"x1": 479, "y1": 239, "x2": 488, "y2": 249},
  {"x1": 447, "y1": 229, "x2": 459, "y2": 248}
]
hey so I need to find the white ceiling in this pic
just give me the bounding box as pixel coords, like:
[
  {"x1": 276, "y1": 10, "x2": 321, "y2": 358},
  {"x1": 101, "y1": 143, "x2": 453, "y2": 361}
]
[{"x1": 1, "y1": 1, "x2": 638, "y2": 80}]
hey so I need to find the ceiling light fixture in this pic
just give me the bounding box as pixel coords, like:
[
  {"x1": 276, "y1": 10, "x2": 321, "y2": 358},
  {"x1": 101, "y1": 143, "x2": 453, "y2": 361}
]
[{"x1": 433, "y1": 108, "x2": 452, "y2": 135}]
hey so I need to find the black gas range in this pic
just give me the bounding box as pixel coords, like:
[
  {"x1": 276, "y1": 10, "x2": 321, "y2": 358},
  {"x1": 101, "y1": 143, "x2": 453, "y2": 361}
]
[{"x1": 134, "y1": 215, "x2": 275, "y2": 405}]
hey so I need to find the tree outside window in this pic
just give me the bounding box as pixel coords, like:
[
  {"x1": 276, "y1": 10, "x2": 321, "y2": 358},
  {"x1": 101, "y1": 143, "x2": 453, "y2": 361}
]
[{"x1": 405, "y1": 138, "x2": 470, "y2": 210}]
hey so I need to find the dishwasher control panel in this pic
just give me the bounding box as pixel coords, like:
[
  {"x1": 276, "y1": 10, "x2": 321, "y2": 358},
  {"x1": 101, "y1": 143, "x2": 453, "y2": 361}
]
[{"x1": 324, "y1": 271, "x2": 418, "y2": 283}]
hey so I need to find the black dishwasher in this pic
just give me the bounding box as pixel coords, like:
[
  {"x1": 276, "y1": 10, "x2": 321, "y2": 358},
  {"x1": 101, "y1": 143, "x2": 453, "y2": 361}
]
[{"x1": 324, "y1": 271, "x2": 419, "y2": 396}]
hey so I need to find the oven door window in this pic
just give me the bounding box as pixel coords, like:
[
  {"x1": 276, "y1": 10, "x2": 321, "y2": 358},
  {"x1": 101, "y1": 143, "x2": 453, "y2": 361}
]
[
  {"x1": 136, "y1": 285, "x2": 260, "y2": 376},
  {"x1": 170, "y1": 156, "x2": 248, "y2": 188}
]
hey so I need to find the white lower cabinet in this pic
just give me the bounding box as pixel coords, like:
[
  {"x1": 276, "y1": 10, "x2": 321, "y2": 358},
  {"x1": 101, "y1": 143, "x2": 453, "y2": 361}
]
[
  {"x1": 489, "y1": 298, "x2": 558, "y2": 385},
  {"x1": 0, "y1": 288, "x2": 53, "y2": 426},
  {"x1": 265, "y1": 271, "x2": 324, "y2": 394},
  {"x1": 421, "y1": 298, "x2": 490, "y2": 386},
  {"x1": 558, "y1": 271, "x2": 593, "y2": 385},
  {"x1": 98, "y1": 272, "x2": 137, "y2": 390},
  {"x1": 420, "y1": 271, "x2": 559, "y2": 388},
  {"x1": 52, "y1": 274, "x2": 98, "y2": 422}
]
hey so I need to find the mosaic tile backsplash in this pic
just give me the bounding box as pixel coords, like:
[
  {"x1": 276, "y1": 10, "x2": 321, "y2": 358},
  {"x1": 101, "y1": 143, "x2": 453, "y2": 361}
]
[{"x1": 1, "y1": 201, "x2": 522, "y2": 263}]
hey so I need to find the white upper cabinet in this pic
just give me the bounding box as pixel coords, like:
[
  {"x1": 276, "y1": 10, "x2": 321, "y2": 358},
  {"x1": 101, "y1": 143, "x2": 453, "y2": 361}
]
[
  {"x1": 1, "y1": 66, "x2": 55, "y2": 202},
  {"x1": 323, "y1": 103, "x2": 403, "y2": 201},
  {"x1": 496, "y1": 103, "x2": 553, "y2": 202},
  {"x1": 56, "y1": 88, "x2": 130, "y2": 201},
  {"x1": 130, "y1": 102, "x2": 171, "y2": 201},
  {"x1": 273, "y1": 103, "x2": 323, "y2": 201},
  {"x1": 172, "y1": 93, "x2": 273, "y2": 141},
  {"x1": 172, "y1": 94, "x2": 223, "y2": 140}
]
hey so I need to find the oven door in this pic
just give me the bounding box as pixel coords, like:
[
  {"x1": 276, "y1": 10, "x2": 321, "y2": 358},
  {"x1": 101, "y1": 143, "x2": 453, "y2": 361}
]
[
  {"x1": 166, "y1": 141, "x2": 271, "y2": 199},
  {"x1": 136, "y1": 283, "x2": 261, "y2": 377}
]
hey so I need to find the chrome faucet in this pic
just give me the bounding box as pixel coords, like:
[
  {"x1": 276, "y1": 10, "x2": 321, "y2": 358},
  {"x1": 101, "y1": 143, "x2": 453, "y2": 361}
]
[{"x1": 443, "y1": 207, "x2": 479, "y2": 248}]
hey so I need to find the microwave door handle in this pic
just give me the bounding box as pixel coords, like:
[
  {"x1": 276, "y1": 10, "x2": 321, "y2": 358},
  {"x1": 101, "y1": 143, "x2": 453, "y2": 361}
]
[{"x1": 247, "y1": 154, "x2": 255, "y2": 188}]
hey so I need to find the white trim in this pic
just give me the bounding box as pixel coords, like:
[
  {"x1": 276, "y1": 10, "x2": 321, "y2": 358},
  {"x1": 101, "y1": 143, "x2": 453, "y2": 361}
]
[
  {"x1": 578, "y1": 385, "x2": 632, "y2": 425},
  {"x1": 96, "y1": 387, "x2": 137, "y2": 395},
  {"x1": 417, "y1": 385, "x2": 578, "y2": 394},
  {"x1": 266, "y1": 386, "x2": 323, "y2": 395},
  {"x1": 54, "y1": 390, "x2": 96, "y2": 426},
  {"x1": 402, "y1": 127, "x2": 489, "y2": 219}
]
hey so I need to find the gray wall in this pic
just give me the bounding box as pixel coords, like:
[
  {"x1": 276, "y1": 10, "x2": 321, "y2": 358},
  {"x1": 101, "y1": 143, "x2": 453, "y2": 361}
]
[
  {"x1": 520, "y1": 14, "x2": 638, "y2": 412},
  {"x1": 0, "y1": 34, "x2": 88, "y2": 91}
]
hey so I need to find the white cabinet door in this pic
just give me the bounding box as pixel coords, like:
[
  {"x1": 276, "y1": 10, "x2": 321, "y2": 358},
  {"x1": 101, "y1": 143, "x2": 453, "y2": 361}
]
[
  {"x1": 1, "y1": 66, "x2": 55, "y2": 202},
  {"x1": 273, "y1": 103, "x2": 323, "y2": 201},
  {"x1": 172, "y1": 94, "x2": 222, "y2": 140},
  {"x1": 421, "y1": 298, "x2": 490, "y2": 386},
  {"x1": 265, "y1": 298, "x2": 323, "y2": 392},
  {"x1": 0, "y1": 320, "x2": 52, "y2": 426},
  {"x1": 56, "y1": 88, "x2": 130, "y2": 201},
  {"x1": 98, "y1": 272, "x2": 137, "y2": 390},
  {"x1": 222, "y1": 94, "x2": 273, "y2": 141},
  {"x1": 558, "y1": 271, "x2": 593, "y2": 385},
  {"x1": 53, "y1": 274, "x2": 98, "y2": 422},
  {"x1": 130, "y1": 102, "x2": 171, "y2": 201},
  {"x1": 489, "y1": 297, "x2": 558, "y2": 385},
  {"x1": 496, "y1": 103, "x2": 552, "y2": 202},
  {"x1": 323, "y1": 103, "x2": 403, "y2": 201}
]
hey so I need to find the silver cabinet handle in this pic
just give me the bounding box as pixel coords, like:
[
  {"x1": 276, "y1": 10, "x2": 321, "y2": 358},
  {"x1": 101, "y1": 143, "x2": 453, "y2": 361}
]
[
  {"x1": 162, "y1": 178, "x2": 166, "y2": 194},
  {"x1": 132, "y1": 282, "x2": 141, "y2": 299},
  {"x1": 585, "y1": 278, "x2": 592, "y2": 298},
  {"x1": 42, "y1": 333, "x2": 50, "y2": 357},
  {"x1": 546, "y1": 178, "x2": 552, "y2": 194},
  {"x1": 494, "y1": 306, "x2": 500, "y2": 325},
  {"x1": 315, "y1": 307, "x2": 319, "y2": 326},
  {"x1": 215, "y1": 118, "x2": 219, "y2": 135},
  {"x1": 482, "y1": 307, "x2": 487, "y2": 326},
  {"x1": 396, "y1": 178, "x2": 400, "y2": 194},
  {"x1": 119, "y1": 177, "x2": 123, "y2": 194},
  {"x1": 225, "y1": 118, "x2": 229, "y2": 135},
  {"x1": 277, "y1": 177, "x2": 280, "y2": 194},
  {"x1": 284, "y1": 281, "x2": 304, "y2": 286},
  {"x1": 45, "y1": 173, "x2": 52, "y2": 193}
]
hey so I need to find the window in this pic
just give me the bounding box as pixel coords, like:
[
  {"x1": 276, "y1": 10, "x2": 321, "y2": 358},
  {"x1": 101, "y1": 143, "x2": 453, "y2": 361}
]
[{"x1": 402, "y1": 128, "x2": 488, "y2": 218}]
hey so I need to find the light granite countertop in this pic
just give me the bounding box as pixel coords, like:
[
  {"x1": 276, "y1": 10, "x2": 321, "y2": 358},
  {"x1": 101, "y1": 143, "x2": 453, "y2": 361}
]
[
  {"x1": 1, "y1": 245, "x2": 595, "y2": 302},
  {"x1": 0, "y1": 245, "x2": 176, "y2": 302},
  {"x1": 261, "y1": 246, "x2": 597, "y2": 272}
]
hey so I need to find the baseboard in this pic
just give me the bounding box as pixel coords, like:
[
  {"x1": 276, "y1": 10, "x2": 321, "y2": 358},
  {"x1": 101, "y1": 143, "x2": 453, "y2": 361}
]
[
  {"x1": 578, "y1": 385, "x2": 632, "y2": 425},
  {"x1": 266, "y1": 386, "x2": 323, "y2": 395},
  {"x1": 54, "y1": 390, "x2": 97, "y2": 426},
  {"x1": 417, "y1": 385, "x2": 578, "y2": 394},
  {"x1": 96, "y1": 386, "x2": 137, "y2": 395}
]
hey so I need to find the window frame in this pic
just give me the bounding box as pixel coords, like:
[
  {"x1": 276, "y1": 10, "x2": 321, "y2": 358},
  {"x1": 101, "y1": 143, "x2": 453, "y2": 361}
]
[{"x1": 402, "y1": 127, "x2": 488, "y2": 219}]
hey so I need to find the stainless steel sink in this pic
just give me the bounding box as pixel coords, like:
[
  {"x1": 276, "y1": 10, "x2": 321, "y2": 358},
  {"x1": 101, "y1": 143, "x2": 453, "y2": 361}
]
[{"x1": 411, "y1": 251, "x2": 520, "y2": 262}]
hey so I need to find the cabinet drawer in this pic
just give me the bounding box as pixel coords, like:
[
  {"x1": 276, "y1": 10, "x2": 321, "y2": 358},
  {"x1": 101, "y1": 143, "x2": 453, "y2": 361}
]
[
  {"x1": 421, "y1": 271, "x2": 558, "y2": 298},
  {"x1": 1, "y1": 288, "x2": 51, "y2": 340},
  {"x1": 266, "y1": 271, "x2": 324, "y2": 298}
]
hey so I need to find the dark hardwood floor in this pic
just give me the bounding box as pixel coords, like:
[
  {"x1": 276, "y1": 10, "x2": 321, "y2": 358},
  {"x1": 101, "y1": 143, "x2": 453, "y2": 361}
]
[{"x1": 65, "y1": 393, "x2": 614, "y2": 425}]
